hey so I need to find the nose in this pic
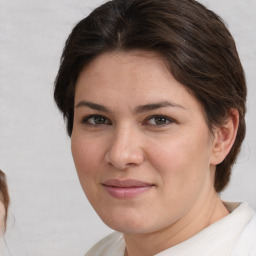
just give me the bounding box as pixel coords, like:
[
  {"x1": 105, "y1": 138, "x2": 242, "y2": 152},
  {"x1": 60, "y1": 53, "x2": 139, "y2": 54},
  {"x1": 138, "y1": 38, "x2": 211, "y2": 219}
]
[{"x1": 105, "y1": 126, "x2": 144, "y2": 170}]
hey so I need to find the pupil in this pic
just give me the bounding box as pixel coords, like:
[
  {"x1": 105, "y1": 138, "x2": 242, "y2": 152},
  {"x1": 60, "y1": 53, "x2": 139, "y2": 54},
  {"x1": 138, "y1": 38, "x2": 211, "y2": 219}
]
[
  {"x1": 95, "y1": 116, "x2": 105, "y2": 124},
  {"x1": 155, "y1": 117, "x2": 166, "y2": 125}
]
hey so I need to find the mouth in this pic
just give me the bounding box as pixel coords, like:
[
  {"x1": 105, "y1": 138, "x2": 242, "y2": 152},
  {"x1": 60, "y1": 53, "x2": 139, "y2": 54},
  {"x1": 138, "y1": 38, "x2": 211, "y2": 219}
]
[{"x1": 102, "y1": 179, "x2": 154, "y2": 199}]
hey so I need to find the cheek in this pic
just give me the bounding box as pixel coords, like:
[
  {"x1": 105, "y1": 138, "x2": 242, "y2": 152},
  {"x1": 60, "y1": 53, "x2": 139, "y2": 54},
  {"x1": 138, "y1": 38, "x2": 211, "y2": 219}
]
[
  {"x1": 71, "y1": 135, "x2": 102, "y2": 184},
  {"x1": 71, "y1": 134, "x2": 106, "y2": 208},
  {"x1": 148, "y1": 132, "x2": 212, "y2": 189},
  {"x1": 145, "y1": 134, "x2": 213, "y2": 221}
]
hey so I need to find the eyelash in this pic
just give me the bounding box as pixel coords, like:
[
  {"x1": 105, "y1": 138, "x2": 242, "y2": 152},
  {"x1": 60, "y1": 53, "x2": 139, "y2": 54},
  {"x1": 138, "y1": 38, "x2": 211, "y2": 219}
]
[
  {"x1": 81, "y1": 115, "x2": 111, "y2": 125},
  {"x1": 81, "y1": 114, "x2": 174, "y2": 127},
  {"x1": 144, "y1": 115, "x2": 174, "y2": 126}
]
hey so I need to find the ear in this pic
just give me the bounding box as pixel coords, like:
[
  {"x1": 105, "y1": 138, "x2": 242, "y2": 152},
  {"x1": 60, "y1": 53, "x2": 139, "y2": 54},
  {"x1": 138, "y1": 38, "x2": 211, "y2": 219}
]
[{"x1": 210, "y1": 109, "x2": 239, "y2": 165}]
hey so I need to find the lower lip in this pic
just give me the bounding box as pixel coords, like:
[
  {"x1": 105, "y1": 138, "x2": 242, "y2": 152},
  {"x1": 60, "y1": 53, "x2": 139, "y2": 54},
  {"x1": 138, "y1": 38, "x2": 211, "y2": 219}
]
[{"x1": 103, "y1": 185, "x2": 153, "y2": 199}]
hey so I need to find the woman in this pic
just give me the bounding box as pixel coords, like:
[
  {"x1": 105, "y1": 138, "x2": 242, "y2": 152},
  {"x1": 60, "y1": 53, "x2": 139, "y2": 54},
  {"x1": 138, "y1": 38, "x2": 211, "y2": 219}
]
[
  {"x1": 0, "y1": 170, "x2": 9, "y2": 233},
  {"x1": 54, "y1": 0, "x2": 256, "y2": 255}
]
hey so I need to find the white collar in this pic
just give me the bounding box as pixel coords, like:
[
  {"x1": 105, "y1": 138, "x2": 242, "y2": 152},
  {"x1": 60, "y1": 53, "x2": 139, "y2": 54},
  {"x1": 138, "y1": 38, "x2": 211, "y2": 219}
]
[{"x1": 155, "y1": 202, "x2": 255, "y2": 256}]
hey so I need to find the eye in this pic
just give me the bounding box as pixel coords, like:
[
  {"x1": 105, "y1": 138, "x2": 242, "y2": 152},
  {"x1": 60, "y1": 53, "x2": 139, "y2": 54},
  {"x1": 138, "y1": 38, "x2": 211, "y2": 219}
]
[
  {"x1": 81, "y1": 115, "x2": 111, "y2": 125},
  {"x1": 145, "y1": 115, "x2": 173, "y2": 126}
]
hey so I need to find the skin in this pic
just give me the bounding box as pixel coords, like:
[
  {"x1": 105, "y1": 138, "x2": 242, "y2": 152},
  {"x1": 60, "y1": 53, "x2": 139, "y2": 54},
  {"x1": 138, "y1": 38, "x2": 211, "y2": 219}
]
[
  {"x1": 71, "y1": 51, "x2": 238, "y2": 256},
  {"x1": 0, "y1": 200, "x2": 5, "y2": 234}
]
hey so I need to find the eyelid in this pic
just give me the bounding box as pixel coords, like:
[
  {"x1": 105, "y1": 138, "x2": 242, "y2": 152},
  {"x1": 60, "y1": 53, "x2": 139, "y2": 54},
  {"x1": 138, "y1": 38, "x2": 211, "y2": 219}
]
[
  {"x1": 80, "y1": 114, "x2": 175, "y2": 126},
  {"x1": 81, "y1": 114, "x2": 111, "y2": 125},
  {"x1": 144, "y1": 115, "x2": 175, "y2": 126}
]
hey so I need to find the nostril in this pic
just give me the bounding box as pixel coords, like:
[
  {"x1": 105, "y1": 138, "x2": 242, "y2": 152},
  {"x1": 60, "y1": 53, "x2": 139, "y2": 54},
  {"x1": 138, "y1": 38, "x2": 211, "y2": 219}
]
[
  {"x1": 104, "y1": 129, "x2": 144, "y2": 169},
  {"x1": 105, "y1": 146, "x2": 144, "y2": 170}
]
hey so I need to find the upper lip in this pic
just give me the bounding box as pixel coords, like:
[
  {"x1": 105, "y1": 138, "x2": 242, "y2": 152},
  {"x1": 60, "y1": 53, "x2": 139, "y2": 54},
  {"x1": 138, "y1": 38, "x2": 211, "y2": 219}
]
[{"x1": 102, "y1": 179, "x2": 153, "y2": 188}]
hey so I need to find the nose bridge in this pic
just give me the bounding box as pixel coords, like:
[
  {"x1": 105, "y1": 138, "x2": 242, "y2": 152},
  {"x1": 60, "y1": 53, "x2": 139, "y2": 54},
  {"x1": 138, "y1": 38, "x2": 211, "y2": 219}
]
[{"x1": 105, "y1": 123, "x2": 143, "y2": 169}]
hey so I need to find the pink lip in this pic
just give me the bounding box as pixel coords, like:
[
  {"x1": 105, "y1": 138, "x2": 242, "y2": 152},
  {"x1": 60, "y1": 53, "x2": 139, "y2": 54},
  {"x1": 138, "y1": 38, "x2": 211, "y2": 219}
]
[{"x1": 102, "y1": 179, "x2": 154, "y2": 199}]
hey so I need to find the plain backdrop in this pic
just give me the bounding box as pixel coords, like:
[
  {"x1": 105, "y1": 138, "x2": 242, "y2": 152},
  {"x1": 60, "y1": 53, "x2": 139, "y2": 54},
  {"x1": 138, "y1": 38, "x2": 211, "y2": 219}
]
[{"x1": 0, "y1": 0, "x2": 255, "y2": 255}]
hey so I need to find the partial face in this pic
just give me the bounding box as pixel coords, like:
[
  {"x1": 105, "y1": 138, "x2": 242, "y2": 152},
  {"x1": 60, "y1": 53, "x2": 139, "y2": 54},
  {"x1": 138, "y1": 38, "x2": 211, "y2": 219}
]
[
  {"x1": 0, "y1": 200, "x2": 5, "y2": 233},
  {"x1": 72, "y1": 51, "x2": 217, "y2": 234}
]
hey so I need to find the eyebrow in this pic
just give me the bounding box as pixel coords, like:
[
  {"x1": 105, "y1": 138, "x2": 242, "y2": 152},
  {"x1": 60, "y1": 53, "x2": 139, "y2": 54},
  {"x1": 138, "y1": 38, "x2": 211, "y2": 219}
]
[
  {"x1": 135, "y1": 101, "x2": 185, "y2": 113},
  {"x1": 75, "y1": 100, "x2": 185, "y2": 113},
  {"x1": 75, "y1": 101, "x2": 110, "y2": 112}
]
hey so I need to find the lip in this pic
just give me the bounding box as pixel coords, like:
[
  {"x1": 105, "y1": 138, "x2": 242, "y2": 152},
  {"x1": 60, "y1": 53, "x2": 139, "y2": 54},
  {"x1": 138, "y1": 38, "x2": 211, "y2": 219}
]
[{"x1": 102, "y1": 179, "x2": 154, "y2": 199}]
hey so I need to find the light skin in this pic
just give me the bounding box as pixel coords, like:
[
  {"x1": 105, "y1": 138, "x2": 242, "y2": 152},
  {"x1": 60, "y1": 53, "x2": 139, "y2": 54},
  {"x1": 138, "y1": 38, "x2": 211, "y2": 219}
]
[
  {"x1": 0, "y1": 200, "x2": 5, "y2": 234},
  {"x1": 71, "y1": 51, "x2": 239, "y2": 256}
]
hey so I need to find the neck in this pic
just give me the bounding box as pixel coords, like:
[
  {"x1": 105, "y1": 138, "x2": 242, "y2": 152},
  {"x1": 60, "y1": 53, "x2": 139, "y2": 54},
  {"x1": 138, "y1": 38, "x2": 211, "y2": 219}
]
[{"x1": 124, "y1": 192, "x2": 229, "y2": 256}]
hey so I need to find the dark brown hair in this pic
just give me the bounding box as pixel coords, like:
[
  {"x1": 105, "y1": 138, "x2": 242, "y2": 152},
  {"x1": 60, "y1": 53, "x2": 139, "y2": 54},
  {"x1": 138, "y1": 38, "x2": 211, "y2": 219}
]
[
  {"x1": 0, "y1": 170, "x2": 9, "y2": 231},
  {"x1": 54, "y1": 0, "x2": 247, "y2": 192}
]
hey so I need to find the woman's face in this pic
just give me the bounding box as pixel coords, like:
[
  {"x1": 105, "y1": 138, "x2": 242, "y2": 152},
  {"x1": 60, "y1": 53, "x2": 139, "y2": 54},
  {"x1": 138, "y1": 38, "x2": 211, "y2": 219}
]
[
  {"x1": 0, "y1": 200, "x2": 5, "y2": 233},
  {"x1": 71, "y1": 51, "x2": 218, "y2": 234}
]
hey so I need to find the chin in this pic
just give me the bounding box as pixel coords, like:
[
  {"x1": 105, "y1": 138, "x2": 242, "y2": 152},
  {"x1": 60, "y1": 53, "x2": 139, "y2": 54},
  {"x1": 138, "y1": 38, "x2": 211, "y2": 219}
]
[{"x1": 97, "y1": 208, "x2": 159, "y2": 234}]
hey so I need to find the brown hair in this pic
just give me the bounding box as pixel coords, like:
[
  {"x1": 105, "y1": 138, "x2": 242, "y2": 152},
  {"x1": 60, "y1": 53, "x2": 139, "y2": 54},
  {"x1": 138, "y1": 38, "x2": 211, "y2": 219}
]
[
  {"x1": 54, "y1": 0, "x2": 246, "y2": 192},
  {"x1": 0, "y1": 170, "x2": 9, "y2": 231}
]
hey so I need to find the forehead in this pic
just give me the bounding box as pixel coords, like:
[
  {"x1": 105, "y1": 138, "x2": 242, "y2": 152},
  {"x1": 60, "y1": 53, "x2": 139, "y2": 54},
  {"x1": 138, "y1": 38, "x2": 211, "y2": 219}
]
[
  {"x1": 77, "y1": 50, "x2": 170, "y2": 86},
  {"x1": 75, "y1": 50, "x2": 204, "y2": 114},
  {"x1": 76, "y1": 51, "x2": 173, "y2": 94}
]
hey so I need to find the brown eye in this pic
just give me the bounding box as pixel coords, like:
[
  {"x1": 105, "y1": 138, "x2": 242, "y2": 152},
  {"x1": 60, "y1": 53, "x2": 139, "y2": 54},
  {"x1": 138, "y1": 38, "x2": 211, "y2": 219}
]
[
  {"x1": 82, "y1": 115, "x2": 110, "y2": 125},
  {"x1": 146, "y1": 116, "x2": 173, "y2": 126},
  {"x1": 93, "y1": 116, "x2": 106, "y2": 124}
]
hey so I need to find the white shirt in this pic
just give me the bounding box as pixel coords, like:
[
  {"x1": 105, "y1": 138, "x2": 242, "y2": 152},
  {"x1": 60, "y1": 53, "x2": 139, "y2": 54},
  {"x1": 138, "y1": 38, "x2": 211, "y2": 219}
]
[{"x1": 85, "y1": 202, "x2": 256, "y2": 256}]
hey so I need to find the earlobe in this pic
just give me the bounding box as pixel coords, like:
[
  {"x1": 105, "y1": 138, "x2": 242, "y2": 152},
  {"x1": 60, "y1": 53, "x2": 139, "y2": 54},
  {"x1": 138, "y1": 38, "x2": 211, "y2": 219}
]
[{"x1": 210, "y1": 109, "x2": 239, "y2": 165}]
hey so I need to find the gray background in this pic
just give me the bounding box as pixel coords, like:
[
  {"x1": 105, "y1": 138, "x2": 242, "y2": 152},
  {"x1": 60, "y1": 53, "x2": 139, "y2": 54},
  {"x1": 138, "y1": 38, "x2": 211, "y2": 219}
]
[{"x1": 0, "y1": 0, "x2": 255, "y2": 255}]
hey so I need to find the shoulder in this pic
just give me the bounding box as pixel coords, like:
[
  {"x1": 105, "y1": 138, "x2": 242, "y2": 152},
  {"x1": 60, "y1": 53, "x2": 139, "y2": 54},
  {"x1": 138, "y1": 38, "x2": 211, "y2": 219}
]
[
  {"x1": 85, "y1": 232, "x2": 125, "y2": 256},
  {"x1": 231, "y1": 203, "x2": 256, "y2": 255}
]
